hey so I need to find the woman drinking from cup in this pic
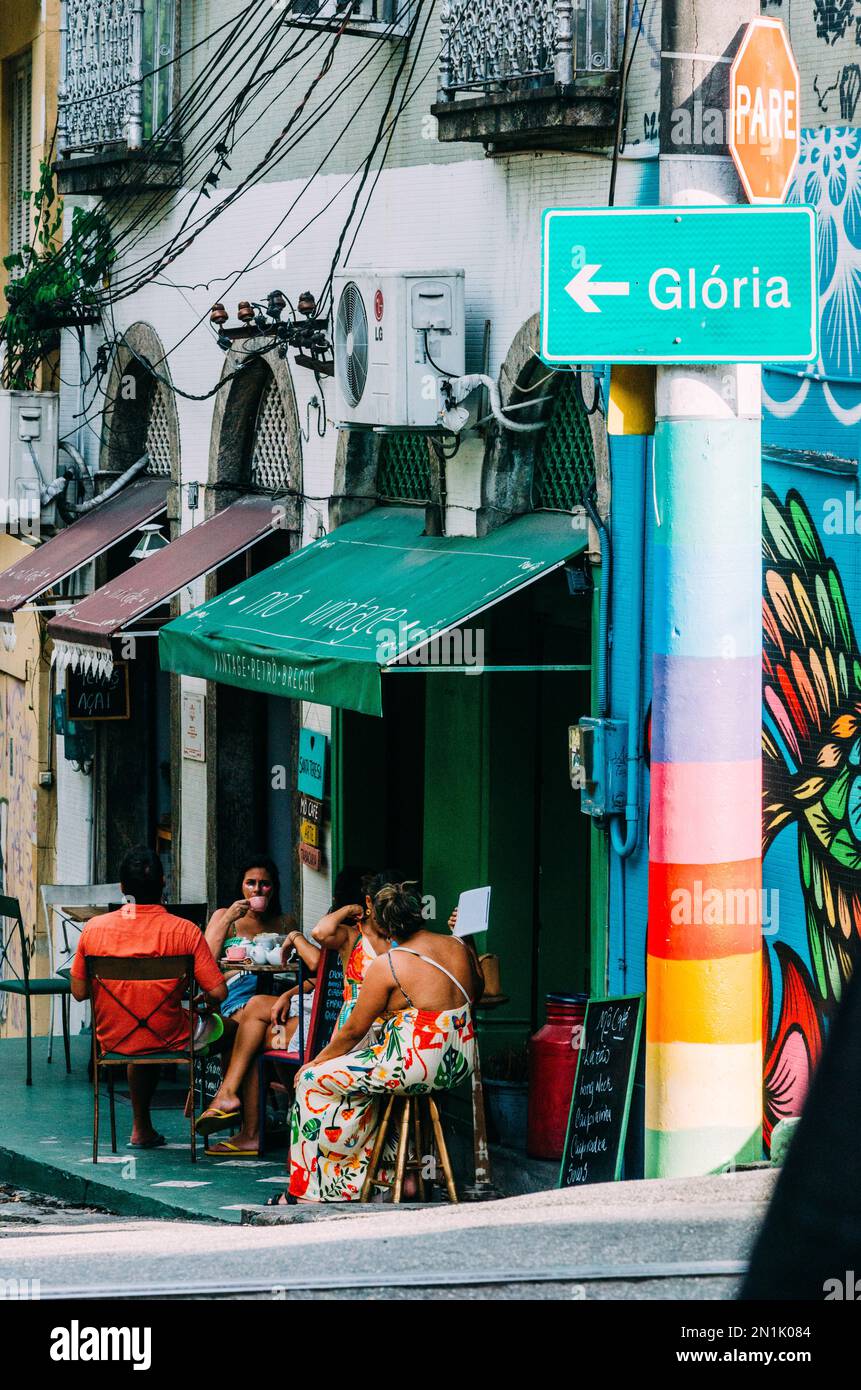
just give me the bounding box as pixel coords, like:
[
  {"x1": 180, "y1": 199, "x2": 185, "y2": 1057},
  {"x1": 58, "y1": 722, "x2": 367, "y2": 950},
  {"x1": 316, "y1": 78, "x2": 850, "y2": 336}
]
[{"x1": 205, "y1": 855, "x2": 296, "y2": 1027}]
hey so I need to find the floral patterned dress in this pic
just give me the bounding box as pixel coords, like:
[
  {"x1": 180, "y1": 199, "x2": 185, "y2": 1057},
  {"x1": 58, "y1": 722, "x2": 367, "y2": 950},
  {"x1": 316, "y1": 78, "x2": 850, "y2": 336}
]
[
  {"x1": 289, "y1": 947, "x2": 475, "y2": 1203},
  {"x1": 336, "y1": 930, "x2": 377, "y2": 1032}
]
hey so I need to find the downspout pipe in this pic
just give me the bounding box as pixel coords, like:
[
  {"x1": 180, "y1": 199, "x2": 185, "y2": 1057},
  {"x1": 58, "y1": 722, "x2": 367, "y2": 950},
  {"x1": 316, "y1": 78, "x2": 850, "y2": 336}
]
[
  {"x1": 609, "y1": 439, "x2": 648, "y2": 859},
  {"x1": 584, "y1": 438, "x2": 648, "y2": 860},
  {"x1": 583, "y1": 492, "x2": 611, "y2": 719}
]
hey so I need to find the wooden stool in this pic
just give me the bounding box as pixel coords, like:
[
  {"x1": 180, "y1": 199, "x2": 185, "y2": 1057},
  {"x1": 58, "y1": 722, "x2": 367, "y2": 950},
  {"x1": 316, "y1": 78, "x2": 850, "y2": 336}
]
[{"x1": 360, "y1": 1093, "x2": 458, "y2": 1204}]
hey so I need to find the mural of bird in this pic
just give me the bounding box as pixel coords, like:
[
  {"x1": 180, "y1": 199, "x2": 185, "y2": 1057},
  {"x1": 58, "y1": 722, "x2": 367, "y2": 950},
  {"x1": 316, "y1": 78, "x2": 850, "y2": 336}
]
[
  {"x1": 760, "y1": 485, "x2": 861, "y2": 1141},
  {"x1": 763, "y1": 485, "x2": 861, "y2": 1007}
]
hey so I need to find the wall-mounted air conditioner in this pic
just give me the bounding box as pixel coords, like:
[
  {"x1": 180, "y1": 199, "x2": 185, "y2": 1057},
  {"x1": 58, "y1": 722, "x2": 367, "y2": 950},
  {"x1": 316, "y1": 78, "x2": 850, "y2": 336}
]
[
  {"x1": 333, "y1": 269, "x2": 466, "y2": 429},
  {"x1": 0, "y1": 390, "x2": 60, "y2": 532},
  {"x1": 289, "y1": 0, "x2": 414, "y2": 36}
]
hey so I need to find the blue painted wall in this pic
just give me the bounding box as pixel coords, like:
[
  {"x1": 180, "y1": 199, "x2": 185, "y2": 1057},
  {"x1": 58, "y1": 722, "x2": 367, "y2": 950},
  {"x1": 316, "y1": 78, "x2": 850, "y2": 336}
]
[{"x1": 606, "y1": 128, "x2": 861, "y2": 1157}]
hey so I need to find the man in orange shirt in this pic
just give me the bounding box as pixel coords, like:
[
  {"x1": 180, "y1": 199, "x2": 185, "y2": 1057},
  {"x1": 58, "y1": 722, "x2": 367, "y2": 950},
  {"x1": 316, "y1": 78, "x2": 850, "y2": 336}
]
[{"x1": 71, "y1": 847, "x2": 227, "y2": 1149}]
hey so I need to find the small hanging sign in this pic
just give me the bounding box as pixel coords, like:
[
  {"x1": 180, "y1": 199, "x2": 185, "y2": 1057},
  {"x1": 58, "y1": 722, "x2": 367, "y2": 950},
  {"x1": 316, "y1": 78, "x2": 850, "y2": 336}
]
[
  {"x1": 299, "y1": 819, "x2": 320, "y2": 849},
  {"x1": 298, "y1": 728, "x2": 327, "y2": 800},
  {"x1": 299, "y1": 793, "x2": 324, "y2": 825},
  {"x1": 299, "y1": 843, "x2": 323, "y2": 871}
]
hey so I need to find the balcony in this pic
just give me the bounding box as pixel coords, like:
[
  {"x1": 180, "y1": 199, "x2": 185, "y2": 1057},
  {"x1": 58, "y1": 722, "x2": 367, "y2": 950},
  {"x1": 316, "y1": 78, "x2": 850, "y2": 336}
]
[
  {"x1": 433, "y1": 0, "x2": 620, "y2": 153},
  {"x1": 55, "y1": 0, "x2": 182, "y2": 197}
]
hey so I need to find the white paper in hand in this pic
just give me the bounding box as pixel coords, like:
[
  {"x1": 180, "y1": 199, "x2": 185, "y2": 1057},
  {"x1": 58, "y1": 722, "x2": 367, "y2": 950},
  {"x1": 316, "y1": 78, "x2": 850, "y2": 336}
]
[{"x1": 454, "y1": 886, "x2": 491, "y2": 938}]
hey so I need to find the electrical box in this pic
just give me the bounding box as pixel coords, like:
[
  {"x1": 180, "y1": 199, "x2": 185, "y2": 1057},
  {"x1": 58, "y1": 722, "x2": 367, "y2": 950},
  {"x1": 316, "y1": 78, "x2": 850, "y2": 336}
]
[
  {"x1": 570, "y1": 717, "x2": 628, "y2": 818},
  {"x1": 0, "y1": 390, "x2": 60, "y2": 531},
  {"x1": 333, "y1": 269, "x2": 465, "y2": 430}
]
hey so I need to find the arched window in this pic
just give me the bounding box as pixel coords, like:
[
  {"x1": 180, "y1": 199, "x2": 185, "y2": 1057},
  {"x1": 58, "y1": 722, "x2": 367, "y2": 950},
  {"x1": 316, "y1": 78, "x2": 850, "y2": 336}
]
[
  {"x1": 100, "y1": 324, "x2": 180, "y2": 484},
  {"x1": 143, "y1": 384, "x2": 174, "y2": 477},
  {"x1": 532, "y1": 372, "x2": 596, "y2": 512},
  {"x1": 377, "y1": 433, "x2": 432, "y2": 503},
  {"x1": 249, "y1": 374, "x2": 295, "y2": 493}
]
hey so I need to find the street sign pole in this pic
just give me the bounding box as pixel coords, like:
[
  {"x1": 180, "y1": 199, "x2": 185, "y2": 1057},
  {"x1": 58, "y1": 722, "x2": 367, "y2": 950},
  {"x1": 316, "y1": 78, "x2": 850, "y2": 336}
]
[{"x1": 646, "y1": 0, "x2": 764, "y2": 1178}]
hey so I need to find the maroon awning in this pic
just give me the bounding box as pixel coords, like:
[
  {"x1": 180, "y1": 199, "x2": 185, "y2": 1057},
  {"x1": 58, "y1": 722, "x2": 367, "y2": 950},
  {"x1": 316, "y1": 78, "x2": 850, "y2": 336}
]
[
  {"x1": 0, "y1": 476, "x2": 168, "y2": 624},
  {"x1": 47, "y1": 495, "x2": 276, "y2": 659}
]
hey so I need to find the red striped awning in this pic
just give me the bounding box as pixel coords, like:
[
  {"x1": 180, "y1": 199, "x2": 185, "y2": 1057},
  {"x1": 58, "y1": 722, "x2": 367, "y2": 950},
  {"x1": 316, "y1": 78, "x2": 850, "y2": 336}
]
[
  {"x1": 0, "y1": 476, "x2": 168, "y2": 625},
  {"x1": 47, "y1": 494, "x2": 277, "y2": 671}
]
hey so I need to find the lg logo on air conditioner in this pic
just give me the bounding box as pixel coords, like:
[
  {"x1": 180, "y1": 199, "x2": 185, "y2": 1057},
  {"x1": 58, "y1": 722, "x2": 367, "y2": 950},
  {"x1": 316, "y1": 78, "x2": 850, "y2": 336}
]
[{"x1": 374, "y1": 288, "x2": 384, "y2": 341}]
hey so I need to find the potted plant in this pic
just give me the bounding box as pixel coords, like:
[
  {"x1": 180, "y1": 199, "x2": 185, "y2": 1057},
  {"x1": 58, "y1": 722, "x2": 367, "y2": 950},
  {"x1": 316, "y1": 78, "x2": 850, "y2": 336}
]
[
  {"x1": 482, "y1": 1043, "x2": 530, "y2": 1151},
  {"x1": 1, "y1": 161, "x2": 114, "y2": 391}
]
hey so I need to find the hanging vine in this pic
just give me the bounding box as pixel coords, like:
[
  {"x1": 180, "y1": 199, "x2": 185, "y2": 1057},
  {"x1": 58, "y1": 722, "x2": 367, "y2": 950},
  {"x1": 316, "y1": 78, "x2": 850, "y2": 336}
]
[{"x1": 1, "y1": 161, "x2": 115, "y2": 391}]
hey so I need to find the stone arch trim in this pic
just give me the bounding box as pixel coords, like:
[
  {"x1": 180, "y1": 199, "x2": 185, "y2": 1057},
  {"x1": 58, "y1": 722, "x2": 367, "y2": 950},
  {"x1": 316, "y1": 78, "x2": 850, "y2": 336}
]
[
  {"x1": 478, "y1": 312, "x2": 610, "y2": 536},
  {"x1": 206, "y1": 342, "x2": 303, "y2": 525},
  {"x1": 99, "y1": 321, "x2": 182, "y2": 511}
]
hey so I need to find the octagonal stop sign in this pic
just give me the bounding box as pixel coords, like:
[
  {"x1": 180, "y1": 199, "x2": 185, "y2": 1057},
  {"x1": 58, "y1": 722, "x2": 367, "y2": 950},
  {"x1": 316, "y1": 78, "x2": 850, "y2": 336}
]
[{"x1": 730, "y1": 17, "x2": 800, "y2": 204}]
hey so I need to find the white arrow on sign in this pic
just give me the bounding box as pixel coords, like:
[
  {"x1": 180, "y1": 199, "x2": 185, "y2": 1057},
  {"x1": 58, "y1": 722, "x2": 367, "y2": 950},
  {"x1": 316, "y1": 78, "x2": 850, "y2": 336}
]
[{"x1": 565, "y1": 263, "x2": 631, "y2": 313}]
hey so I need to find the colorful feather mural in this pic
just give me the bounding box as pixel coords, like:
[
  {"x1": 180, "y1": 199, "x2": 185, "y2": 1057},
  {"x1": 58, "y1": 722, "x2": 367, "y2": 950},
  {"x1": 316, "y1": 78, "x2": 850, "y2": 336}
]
[{"x1": 762, "y1": 486, "x2": 861, "y2": 1142}]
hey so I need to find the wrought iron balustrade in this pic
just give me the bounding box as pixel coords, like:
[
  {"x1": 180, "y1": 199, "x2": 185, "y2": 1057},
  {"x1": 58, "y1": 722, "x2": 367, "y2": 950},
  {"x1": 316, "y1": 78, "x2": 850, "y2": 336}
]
[
  {"x1": 438, "y1": 0, "x2": 617, "y2": 100},
  {"x1": 58, "y1": 0, "x2": 176, "y2": 153}
]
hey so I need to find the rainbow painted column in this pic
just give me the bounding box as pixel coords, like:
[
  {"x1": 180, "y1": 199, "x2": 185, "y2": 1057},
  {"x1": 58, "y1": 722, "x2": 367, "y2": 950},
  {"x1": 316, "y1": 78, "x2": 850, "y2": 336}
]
[{"x1": 645, "y1": 369, "x2": 763, "y2": 1177}]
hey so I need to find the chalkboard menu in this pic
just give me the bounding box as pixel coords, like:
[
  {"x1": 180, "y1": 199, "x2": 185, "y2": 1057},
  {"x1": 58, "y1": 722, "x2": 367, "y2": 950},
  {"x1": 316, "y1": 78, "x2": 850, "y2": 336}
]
[
  {"x1": 559, "y1": 994, "x2": 644, "y2": 1188},
  {"x1": 305, "y1": 948, "x2": 345, "y2": 1059},
  {"x1": 66, "y1": 663, "x2": 130, "y2": 721}
]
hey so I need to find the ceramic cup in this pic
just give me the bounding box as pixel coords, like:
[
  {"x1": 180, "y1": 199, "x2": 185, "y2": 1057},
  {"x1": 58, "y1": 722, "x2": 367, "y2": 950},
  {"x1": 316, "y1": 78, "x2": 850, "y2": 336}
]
[
  {"x1": 225, "y1": 944, "x2": 247, "y2": 962},
  {"x1": 249, "y1": 894, "x2": 268, "y2": 913}
]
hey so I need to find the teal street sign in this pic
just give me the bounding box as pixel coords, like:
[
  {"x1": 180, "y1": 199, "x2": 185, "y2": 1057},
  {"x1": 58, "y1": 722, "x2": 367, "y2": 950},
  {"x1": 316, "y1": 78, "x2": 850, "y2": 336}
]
[{"x1": 540, "y1": 205, "x2": 818, "y2": 365}]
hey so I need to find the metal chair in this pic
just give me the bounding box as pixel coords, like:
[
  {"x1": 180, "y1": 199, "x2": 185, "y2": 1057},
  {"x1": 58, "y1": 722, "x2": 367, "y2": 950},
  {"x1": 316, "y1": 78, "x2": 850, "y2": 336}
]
[
  {"x1": 40, "y1": 883, "x2": 122, "y2": 1060},
  {"x1": 0, "y1": 894, "x2": 71, "y2": 1086},
  {"x1": 86, "y1": 953, "x2": 200, "y2": 1163}
]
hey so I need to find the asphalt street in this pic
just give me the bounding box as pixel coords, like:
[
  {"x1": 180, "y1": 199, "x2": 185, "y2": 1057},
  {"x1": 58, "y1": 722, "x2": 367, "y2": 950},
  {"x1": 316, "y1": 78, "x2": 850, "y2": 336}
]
[{"x1": 0, "y1": 1170, "x2": 775, "y2": 1300}]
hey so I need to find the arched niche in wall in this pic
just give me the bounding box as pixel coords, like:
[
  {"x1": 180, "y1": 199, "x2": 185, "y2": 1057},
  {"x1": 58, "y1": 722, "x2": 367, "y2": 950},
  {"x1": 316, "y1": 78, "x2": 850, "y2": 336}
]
[
  {"x1": 99, "y1": 320, "x2": 182, "y2": 522},
  {"x1": 478, "y1": 312, "x2": 610, "y2": 537},
  {"x1": 93, "y1": 322, "x2": 182, "y2": 886},
  {"x1": 331, "y1": 428, "x2": 442, "y2": 533},
  {"x1": 204, "y1": 342, "x2": 304, "y2": 910},
  {"x1": 206, "y1": 343, "x2": 302, "y2": 527}
]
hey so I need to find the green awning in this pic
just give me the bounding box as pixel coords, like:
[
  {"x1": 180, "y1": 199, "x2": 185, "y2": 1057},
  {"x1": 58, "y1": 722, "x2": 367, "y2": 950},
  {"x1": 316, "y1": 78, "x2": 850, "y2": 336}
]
[{"x1": 158, "y1": 506, "x2": 586, "y2": 716}]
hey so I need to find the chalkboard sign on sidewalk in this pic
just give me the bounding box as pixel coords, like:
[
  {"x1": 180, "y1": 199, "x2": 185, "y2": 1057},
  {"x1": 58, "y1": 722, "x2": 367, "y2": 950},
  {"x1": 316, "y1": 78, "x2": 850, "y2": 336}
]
[
  {"x1": 66, "y1": 663, "x2": 130, "y2": 721},
  {"x1": 306, "y1": 948, "x2": 345, "y2": 1059},
  {"x1": 559, "y1": 994, "x2": 644, "y2": 1188}
]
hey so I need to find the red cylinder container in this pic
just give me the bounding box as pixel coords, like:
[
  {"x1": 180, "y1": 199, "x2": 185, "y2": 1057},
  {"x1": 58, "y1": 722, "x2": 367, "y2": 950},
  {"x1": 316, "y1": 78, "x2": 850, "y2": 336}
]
[{"x1": 527, "y1": 992, "x2": 588, "y2": 1160}]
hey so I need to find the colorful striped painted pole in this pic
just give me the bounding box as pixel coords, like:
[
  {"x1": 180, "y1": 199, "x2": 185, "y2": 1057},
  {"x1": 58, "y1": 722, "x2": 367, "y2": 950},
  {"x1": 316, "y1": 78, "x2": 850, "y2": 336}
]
[
  {"x1": 647, "y1": 0, "x2": 763, "y2": 1177},
  {"x1": 646, "y1": 383, "x2": 763, "y2": 1176}
]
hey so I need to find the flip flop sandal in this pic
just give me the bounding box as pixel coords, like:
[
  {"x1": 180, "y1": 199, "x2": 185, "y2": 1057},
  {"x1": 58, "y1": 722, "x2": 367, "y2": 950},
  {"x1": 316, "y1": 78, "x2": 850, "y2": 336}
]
[
  {"x1": 126, "y1": 1134, "x2": 167, "y2": 1150},
  {"x1": 204, "y1": 1140, "x2": 261, "y2": 1158},
  {"x1": 265, "y1": 1191, "x2": 297, "y2": 1206},
  {"x1": 195, "y1": 1106, "x2": 241, "y2": 1137}
]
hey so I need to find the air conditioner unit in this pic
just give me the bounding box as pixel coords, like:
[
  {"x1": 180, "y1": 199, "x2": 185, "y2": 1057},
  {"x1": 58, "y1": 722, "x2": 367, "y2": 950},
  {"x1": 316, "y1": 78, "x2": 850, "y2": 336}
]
[
  {"x1": 0, "y1": 390, "x2": 60, "y2": 532},
  {"x1": 333, "y1": 269, "x2": 465, "y2": 430},
  {"x1": 290, "y1": 0, "x2": 412, "y2": 32}
]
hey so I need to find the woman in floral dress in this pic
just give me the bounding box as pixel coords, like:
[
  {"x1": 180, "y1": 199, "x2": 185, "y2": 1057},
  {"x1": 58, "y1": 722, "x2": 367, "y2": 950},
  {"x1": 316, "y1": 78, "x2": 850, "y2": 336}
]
[{"x1": 284, "y1": 883, "x2": 484, "y2": 1204}]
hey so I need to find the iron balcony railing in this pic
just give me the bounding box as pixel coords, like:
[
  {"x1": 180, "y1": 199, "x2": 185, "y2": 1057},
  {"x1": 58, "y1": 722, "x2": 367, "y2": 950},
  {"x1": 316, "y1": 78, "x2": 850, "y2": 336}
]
[
  {"x1": 58, "y1": 0, "x2": 175, "y2": 153},
  {"x1": 438, "y1": 0, "x2": 617, "y2": 100}
]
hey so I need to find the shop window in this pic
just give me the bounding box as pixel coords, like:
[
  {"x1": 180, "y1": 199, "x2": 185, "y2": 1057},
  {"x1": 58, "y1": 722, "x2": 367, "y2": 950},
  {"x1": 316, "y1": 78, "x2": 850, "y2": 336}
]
[
  {"x1": 249, "y1": 375, "x2": 295, "y2": 493},
  {"x1": 377, "y1": 432, "x2": 432, "y2": 504},
  {"x1": 6, "y1": 52, "x2": 32, "y2": 272},
  {"x1": 532, "y1": 372, "x2": 596, "y2": 512}
]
